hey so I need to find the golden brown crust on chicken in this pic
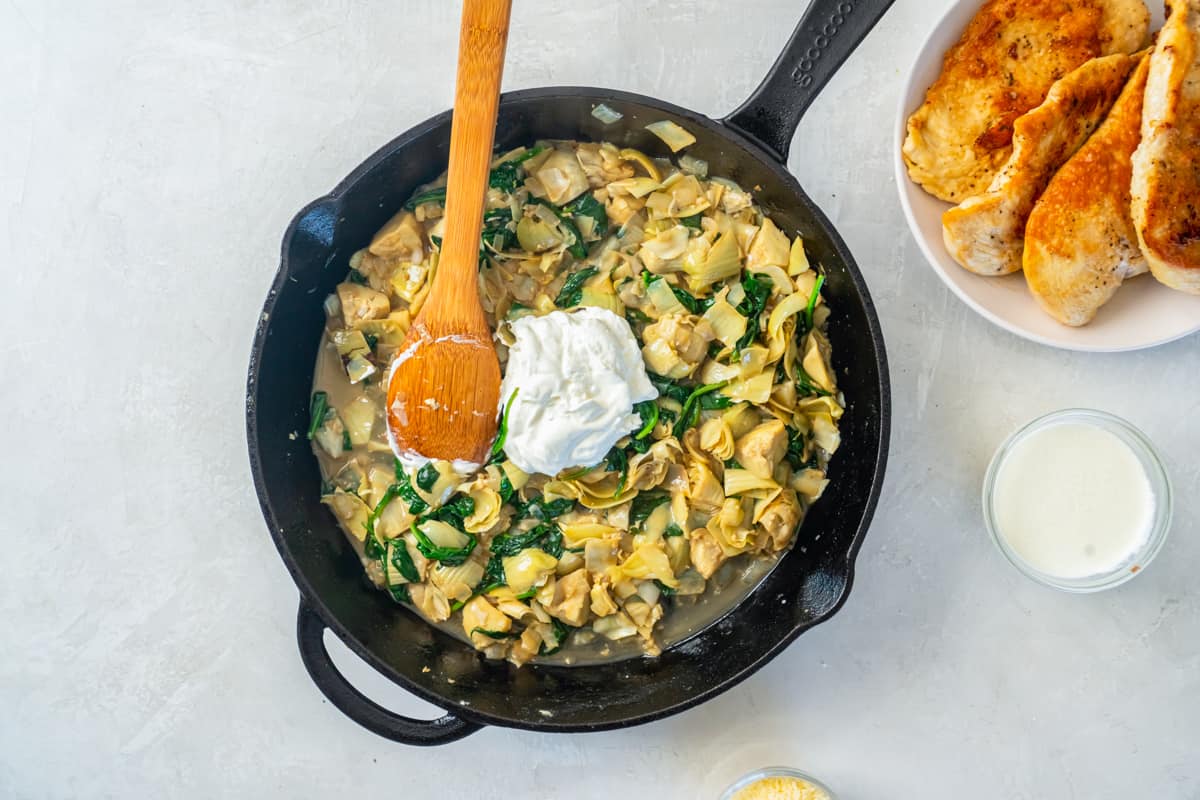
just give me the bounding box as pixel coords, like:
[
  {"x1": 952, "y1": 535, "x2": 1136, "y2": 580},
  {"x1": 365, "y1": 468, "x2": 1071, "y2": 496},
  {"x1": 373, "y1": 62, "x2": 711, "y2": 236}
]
[
  {"x1": 903, "y1": 0, "x2": 1150, "y2": 203},
  {"x1": 942, "y1": 53, "x2": 1137, "y2": 276},
  {"x1": 1131, "y1": 0, "x2": 1200, "y2": 293},
  {"x1": 1024, "y1": 53, "x2": 1150, "y2": 325}
]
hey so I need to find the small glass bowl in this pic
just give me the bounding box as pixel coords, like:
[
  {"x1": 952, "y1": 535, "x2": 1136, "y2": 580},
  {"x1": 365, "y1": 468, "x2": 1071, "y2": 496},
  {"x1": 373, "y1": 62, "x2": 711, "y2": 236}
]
[
  {"x1": 719, "y1": 767, "x2": 837, "y2": 800},
  {"x1": 982, "y1": 408, "x2": 1172, "y2": 592}
]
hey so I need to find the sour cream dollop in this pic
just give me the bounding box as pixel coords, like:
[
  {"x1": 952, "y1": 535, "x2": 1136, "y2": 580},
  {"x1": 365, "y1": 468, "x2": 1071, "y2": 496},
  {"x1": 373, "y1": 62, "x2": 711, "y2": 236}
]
[{"x1": 499, "y1": 307, "x2": 657, "y2": 476}]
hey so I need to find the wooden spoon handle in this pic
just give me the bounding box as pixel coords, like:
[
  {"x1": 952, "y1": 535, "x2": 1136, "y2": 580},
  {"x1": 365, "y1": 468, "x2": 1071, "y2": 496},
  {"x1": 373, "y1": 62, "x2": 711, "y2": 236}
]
[{"x1": 432, "y1": 0, "x2": 512, "y2": 329}]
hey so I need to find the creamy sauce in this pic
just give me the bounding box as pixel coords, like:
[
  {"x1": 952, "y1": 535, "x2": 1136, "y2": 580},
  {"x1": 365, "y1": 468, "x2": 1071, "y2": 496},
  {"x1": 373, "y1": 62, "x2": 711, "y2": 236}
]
[
  {"x1": 992, "y1": 422, "x2": 1154, "y2": 579},
  {"x1": 498, "y1": 307, "x2": 656, "y2": 475}
]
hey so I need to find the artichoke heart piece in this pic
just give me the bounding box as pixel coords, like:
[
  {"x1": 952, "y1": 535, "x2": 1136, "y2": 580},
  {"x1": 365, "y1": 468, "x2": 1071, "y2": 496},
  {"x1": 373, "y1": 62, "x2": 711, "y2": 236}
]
[
  {"x1": 802, "y1": 334, "x2": 837, "y2": 393},
  {"x1": 330, "y1": 328, "x2": 371, "y2": 359},
  {"x1": 645, "y1": 120, "x2": 697, "y2": 153},
  {"x1": 502, "y1": 548, "x2": 559, "y2": 596},
  {"x1": 516, "y1": 216, "x2": 562, "y2": 253},
  {"x1": 746, "y1": 217, "x2": 791, "y2": 272},
  {"x1": 684, "y1": 230, "x2": 741, "y2": 290},
  {"x1": 341, "y1": 395, "x2": 377, "y2": 446}
]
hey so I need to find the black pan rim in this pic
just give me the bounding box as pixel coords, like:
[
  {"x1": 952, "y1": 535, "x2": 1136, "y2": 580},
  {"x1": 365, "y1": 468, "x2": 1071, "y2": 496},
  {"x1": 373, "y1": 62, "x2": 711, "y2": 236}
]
[{"x1": 246, "y1": 84, "x2": 892, "y2": 733}]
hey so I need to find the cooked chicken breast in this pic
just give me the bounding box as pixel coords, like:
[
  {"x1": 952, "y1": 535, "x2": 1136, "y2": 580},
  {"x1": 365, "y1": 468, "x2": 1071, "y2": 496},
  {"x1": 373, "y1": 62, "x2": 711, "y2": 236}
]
[
  {"x1": 903, "y1": 0, "x2": 1149, "y2": 203},
  {"x1": 1131, "y1": 0, "x2": 1200, "y2": 293},
  {"x1": 942, "y1": 53, "x2": 1138, "y2": 276},
  {"x1": 1024, "y1": 53, "x2": 1150, "y2": 325}
]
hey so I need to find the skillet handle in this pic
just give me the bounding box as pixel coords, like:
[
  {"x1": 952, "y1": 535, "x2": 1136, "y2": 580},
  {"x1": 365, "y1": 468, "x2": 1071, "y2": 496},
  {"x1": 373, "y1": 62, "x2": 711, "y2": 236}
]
[
  {"x1": 723, "y1": 0, "x2": 894, "y2": 162},
  {"x1": 296, "y1": 602, "x2": 483, "y2": 746}
]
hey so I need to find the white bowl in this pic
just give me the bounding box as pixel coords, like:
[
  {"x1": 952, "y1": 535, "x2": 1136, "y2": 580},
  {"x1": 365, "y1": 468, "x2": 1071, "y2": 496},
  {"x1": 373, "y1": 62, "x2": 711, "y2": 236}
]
[{"x1": 893, "y1": 0, "x2": 1200, "y2": 352}]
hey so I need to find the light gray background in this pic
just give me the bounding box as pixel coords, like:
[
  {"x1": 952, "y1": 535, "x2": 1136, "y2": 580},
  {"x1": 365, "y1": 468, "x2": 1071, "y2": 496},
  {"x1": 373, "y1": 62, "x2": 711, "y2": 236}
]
[{"x1": 3, "y1": 1, "x2": 1197, "y2": 797}]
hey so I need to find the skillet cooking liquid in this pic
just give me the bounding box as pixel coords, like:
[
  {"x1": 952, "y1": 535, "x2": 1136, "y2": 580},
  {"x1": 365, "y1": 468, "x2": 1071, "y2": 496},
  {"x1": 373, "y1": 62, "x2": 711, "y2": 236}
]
[{"x1": 991, "y1": 421, "x2": 1154, "y2": 579}]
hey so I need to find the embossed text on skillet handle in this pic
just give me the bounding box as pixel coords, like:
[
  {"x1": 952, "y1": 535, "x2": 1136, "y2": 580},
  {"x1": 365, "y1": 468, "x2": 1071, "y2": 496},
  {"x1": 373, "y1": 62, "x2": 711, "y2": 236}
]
[{"x1": 722, "y1": 0, "x2": 895, "y2": 163}]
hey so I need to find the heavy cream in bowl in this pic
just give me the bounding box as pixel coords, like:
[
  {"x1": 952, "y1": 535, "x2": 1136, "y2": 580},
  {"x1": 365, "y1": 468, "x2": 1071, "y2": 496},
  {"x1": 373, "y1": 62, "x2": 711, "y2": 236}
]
[{"x1": 982, "y1": 409, "x2": 1172, "y2": 592}]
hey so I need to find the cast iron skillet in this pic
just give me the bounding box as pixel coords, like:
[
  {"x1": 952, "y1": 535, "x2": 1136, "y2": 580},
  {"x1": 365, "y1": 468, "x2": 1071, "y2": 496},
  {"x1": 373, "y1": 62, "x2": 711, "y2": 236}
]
[{"x1": 247, "y1": 0, "x2": 893, "y2": 746}]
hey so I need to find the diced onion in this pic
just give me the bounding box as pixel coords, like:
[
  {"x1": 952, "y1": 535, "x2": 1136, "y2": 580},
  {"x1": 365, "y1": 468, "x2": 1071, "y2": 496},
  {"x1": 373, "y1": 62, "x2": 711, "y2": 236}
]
[
  {"x1": 678, "y1": 154, "x2": 708, "y2": 178},
  {"x1": 591, "y1": 103, "x2": 624, "y2": 124}
]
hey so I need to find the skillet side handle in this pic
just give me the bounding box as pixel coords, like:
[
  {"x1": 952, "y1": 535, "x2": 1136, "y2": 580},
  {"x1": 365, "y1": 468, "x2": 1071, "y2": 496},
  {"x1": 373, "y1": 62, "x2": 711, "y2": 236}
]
[
  {"x1": 296, "y1": 602, "x2": 483, "y2": 746},
  {"x1": 722, "y1": 0, "x2": 894, "y2": 162}
]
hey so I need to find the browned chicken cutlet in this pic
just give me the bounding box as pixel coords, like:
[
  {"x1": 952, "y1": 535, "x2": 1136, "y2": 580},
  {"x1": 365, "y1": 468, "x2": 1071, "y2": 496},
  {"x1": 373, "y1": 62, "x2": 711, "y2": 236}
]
[
  {"x1": 1131, "y1": 0, "x2": 1200, "y2": 293},
  {"x1": 1024, "y1": 52, "x2": 1150, "y2": 325},
  {"x1": 942, "y1": 53, "x2": 1138, "y2": 276},
  {"x1": 903, "y1": 0, "x2": 1149, "y2": 203}
]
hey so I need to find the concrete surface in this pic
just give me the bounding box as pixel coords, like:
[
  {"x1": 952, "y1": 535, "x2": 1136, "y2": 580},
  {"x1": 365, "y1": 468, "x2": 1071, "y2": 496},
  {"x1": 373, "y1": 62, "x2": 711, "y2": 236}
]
[{"x1": 3, "y1": 1, "x2": 1197, "y2": 798}]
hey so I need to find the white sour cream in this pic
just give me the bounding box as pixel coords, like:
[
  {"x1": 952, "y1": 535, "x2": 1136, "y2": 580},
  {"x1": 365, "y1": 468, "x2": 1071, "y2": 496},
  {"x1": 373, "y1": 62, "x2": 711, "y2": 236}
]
[
  {"x1": 499, "y1": 307, "x2": 656, "y2": 476},
  {"x1": 991, "y1": 421, "x2": 1155, "y2": 579}
]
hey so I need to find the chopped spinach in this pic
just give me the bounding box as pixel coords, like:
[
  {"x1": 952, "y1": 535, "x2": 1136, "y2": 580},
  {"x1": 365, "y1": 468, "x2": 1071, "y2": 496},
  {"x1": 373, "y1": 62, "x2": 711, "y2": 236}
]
[
  {"x1": 498, "y1": 470, "x2": 515, "y2": 504},
  {"x1": 364, "y1": 484, "x2": 403, "y2": 541},
  {"x1": 363, "y1": 529, "x2": 386, "y2": 560},
  {"x1": 604, "y1": 446, "x2": 630, "y2": 496},
  {"x1": 734, "y1": 273, "x2": 772, "y2": 352},
  {"x1": 480, "y1": 207, "x2": 517, "y2": 257},
  {"x1": 630, "y1": 491, "x2": 669, "y2": 527},
  {"x1": 625, "y1": 307, "x2": 653, "y2": 324},
  {"x1": 490, "y1": 523, "x2": 564, "y2": 559},
  {"x1": 424, "y1": 495, "x2": 476, "y2": 530},
  {"x1": 531, "y1": 198, "x2": 587, "y2": 259},
  {"x1": 479, "y1": 553, "x2": 507, "y2": 593},
  {"x1": 410, "y1": 521, "x2": 477, "y2": 566},
  {"x1": 488, "y1": 389, "x2": 519, "y2": 464},
  {"x1": 784, "y1": 427, "x2": 819, "y2": 471},
  {"x1": 387, "y1": 584, "x2": 411, "y2": 604},
  {"x1": 671, "y1": 380, "x2": 730, "y2": 438},
  {"x1": 664, "y1": 523, "x2": 685, "y2": 538},
  {"x1": 679, "y1": 213, "x2": 703, "y2": 230},
  {"x1": 516, "y1": 496, "x2": 574, "y2": 522},
  {"x1": 390, "y1": 539, "x2": 420, "y2": 583},
  {"x1": 540, "y1": 617, "x2": 571, "y2": 655},
  {"x1": 699, "y1": 392, "x2": 733, "y2": 411},
  {"x1": 391, "y1": 459, "x2": 429, "y2": 515},
  {"x1": 628, "y1": 436, "x2": 651, "y2": 454},
  {"x1": 633, "y1": 400, "x2": 659, "y2": 439},
  {"x1": 471, "y1": 627, "x2": 520, "y2": 640},
  {"x1": 346, "y1": 268, "x2": 369, "y2": 285},
  {"x1": 562, "y1": 192, "x2": 609, "y2": 237},
  {"x1": 362, "y1": 332, "x2": 379, "y2": 351},
  {"x1": 403, "y1": 187, "x2": 447, "y2": 210},
  {"x1": 670, "y1": 284, "x2": 714, "y2": 315},
  {"x1": 307, "y1": 391, "x2": 330, "y2": 440},
  {"x1": 554, "y1": 266, "x2": 599, "y2": 308},
  {"x1": 488, "y1": 146, "x2": 545, "y2": 193},
  {"x1": 654, "y1": 579, "x2": 677, "y2": 597},
  {"x1": 801, "y1": 272, "x2": 825, "y2": 335},
  {"x1": 649, "y1": 375, "x2": 690, "y2": 405},
  {"x1": 795, "y1": 362, "x2": 832, "y2": 398},
  {"x1": 416, "y1": 463, "x2": 439, "y2": 492}
]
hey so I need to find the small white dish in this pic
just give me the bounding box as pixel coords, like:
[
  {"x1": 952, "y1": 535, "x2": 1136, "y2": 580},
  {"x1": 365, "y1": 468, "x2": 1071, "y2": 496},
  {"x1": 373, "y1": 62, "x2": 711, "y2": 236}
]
[{"x1": 893, "y1": 0, "x2": 1199, "y2": 352}]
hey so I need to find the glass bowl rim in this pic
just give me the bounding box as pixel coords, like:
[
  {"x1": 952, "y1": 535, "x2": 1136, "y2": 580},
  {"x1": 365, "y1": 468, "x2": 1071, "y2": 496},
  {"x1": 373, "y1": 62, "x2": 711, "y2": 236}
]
[
  {"x1": 981, "y1": 407, "x2": 1173, "y2": 593},
  {"x1": 718, "y1": 766, "x2": 837, "y2": 800}
]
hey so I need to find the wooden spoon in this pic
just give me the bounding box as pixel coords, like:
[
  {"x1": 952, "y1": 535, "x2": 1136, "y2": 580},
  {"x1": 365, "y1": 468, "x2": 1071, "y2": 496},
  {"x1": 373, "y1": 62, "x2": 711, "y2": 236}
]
[{"x1": 386, "y1": 0, "x2": 511, "y2": 465}]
